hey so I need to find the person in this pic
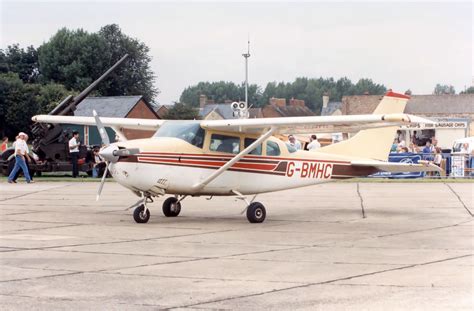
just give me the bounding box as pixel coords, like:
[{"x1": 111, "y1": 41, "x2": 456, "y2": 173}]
[
  {"x1": 433, "y1": 147, "x2": 443, "y2": 178},
  {"x1": 13, "y1": 134, "x2": 33, "y2": 182},
  {"x1": 69, "y1": 131, "x2": 81, "y2": 178},
  {"x1": 91, "y1": 148, "x2": 105, "y2": 178},
  {"x1": 399, "y1": 147, "x2": 409, "y2": 153},
  {"x1": 287, "y1": 135, "x2": 301, "y2": 150},
  {"x1": 1, "y1": 137, "x2": 8, "y2": 152},
  {"x1": 422, "y1": 140, "x2": 434, "y2": 161},
  {"x1": 7, "y1": 132, "x2": 33, "y2": 183},
  {"x1": 307, "y1": 135, "x2": 321, "y2": 151},
  {"x1": 390, "y1": 138, "x2": 398, "y2": 153}
]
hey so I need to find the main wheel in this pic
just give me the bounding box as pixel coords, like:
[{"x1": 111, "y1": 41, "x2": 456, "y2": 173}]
[
  {"x1": 133, "y1": 204, "x2": 150, "y2": 223},
  {"x1": 162, "y1": 197, "x2": 181, "y2": 217},
  {"x1": 246, "y1": 202, "x2": 266, "y2": 223}
]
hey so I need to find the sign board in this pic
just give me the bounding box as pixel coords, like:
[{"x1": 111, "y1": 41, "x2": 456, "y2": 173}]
[
  {"x1": 370, "y1": 153, "x2": 424, "y2": 179},
  {"x1": 450, "y1": 154, "x2": 465, "y2": 177}
]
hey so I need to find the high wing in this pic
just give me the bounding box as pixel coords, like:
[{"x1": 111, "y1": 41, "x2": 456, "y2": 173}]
[
  {"x1": 200, "y1": 113, "x2": 434, "y2": 134},
  {"x1": 32, "y1": 115, "x2": 165, "y2": 131}
]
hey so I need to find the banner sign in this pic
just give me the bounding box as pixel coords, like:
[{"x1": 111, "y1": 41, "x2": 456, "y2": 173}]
[
  {"x1": 370, "y1": 153, "x2": 424, "y2": 179},
  {"x1": 400, "y1": 117, "x2": 469, "y2": 130}
]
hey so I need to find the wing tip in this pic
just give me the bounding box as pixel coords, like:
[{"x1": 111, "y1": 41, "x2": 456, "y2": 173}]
[{"x1": 385, "y1": 90, "x2": 411, "y2": 100}]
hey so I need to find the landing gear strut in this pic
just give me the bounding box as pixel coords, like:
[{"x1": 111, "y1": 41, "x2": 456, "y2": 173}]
[{"x1": 132, "y1": 195, "x2": 153, "y2": 224}]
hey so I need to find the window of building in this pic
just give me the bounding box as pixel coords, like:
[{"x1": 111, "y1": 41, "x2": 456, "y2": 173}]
[
  {"x1": 266, "y1": 141, "x2": 281, "y2": 156},
  {"x1": 244, "y1": 138, "x2": 262, "y2": 155},
  {"x1": 210, "y1": 134, "x2": 240, "y2": 154}
]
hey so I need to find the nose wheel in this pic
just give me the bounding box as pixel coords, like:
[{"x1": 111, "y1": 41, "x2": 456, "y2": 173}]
[{"x1": 246, "y1": 202, "x2": 266, "y2": 223}]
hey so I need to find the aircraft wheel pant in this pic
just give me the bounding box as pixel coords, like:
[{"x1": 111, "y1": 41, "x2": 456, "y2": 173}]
[
  {"x1": 162, "y1": 197, "x2": 181, "y2": 217},
  {"x1": 246, "y1": 202, "x2": 266, "y2": 223},
  {"x1": 133, "y1": 204, "x2": 150, "y2": 223}
]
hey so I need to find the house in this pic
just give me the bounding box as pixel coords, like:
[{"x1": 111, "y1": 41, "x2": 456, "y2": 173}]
[
  {"x1": 156, "y1": 105, "x2": 173, "y2": 119},
  {"x1": 340, "y1": 94, "x2": 474, "y2": 148},
  {"x1": 320, "y1": 95, "x2": 342, "y2": 116},
  {"x1": 261, "y1": 98, "x2": 315, "y2": 118},
  {"x1": 68, "y1": 95, "x2": 160, "y2": 145}
]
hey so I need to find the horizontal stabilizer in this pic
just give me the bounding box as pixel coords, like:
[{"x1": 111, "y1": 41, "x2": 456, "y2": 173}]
[{"x1": 351, "y1": 160, "x2": 442, "y2": 173}]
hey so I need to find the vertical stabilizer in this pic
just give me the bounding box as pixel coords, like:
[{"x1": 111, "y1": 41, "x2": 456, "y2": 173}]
[{"x1": 320, "y1": 91, "x2": 410, "y2": 161}]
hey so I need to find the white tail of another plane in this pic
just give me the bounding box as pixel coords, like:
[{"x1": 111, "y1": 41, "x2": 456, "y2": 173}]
[{"x1": 320, "y1": 91, "x2": 410, "y2": 161}]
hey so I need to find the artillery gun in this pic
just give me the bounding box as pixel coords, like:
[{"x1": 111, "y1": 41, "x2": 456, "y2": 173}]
[{"x1": 1, "y1": 55, "x2": 129, "y2": 176}]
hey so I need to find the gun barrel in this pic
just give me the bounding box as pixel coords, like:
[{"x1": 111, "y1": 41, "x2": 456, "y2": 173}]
[{"x1": 58, "y1": 54, "x2": 129, "y2": 116}]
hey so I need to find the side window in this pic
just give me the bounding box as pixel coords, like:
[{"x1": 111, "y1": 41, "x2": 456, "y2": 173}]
[
  {"x1": 266, "y1": 141, "x2": 281, "y2": 156},
  {"x1": 210, "y1": 134, "x2": 240, "y2": 154},
  {"x1": 244, "y1": 138, "x2": 262, "y2": 155}
]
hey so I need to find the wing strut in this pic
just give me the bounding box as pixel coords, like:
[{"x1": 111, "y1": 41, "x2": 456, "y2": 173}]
[{"x1": 191, "y1": 127, "x2": 276, "y2": 192}]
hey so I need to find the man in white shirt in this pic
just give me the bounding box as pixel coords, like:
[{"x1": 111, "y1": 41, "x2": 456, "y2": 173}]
[
  {"x1": 287, "y1": 135, "x2": 302, "y2": 151},
  {"x1": 7, "y1": 132, "x2": 33, "y2": 183},
  {"x1": 69, "y1": 131, "x2": 81, "y2": 178},
  {"x1": 307, "y1": 135, "x2": 321, "y2": 151}
]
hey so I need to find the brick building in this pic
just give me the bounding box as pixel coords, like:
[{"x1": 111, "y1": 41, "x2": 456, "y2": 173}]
[
  {"x1": 69, "y1": 95, "x2": 160, "y2": 145},
  {"x1": 261, "y1": 98, "x2": 315, "y2": 118},
  {"x1": 341, "y1": 94, "x2": 474, "y2": 148}
]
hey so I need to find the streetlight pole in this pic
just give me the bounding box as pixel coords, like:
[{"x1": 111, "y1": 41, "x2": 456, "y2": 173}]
[{"x1": 242, "y1": 39, "x2": 250, "y2": 107}]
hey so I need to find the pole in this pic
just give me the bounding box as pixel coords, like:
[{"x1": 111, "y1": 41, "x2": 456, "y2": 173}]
[{"x1": 242, "y1": 39, "x2": 250, "y2": 107}]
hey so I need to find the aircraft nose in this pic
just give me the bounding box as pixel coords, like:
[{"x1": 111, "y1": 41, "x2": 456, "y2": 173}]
[
  {"x1": 99, "y1": 144, "x2": 119, "y2": 163},
  {"x1": 99, "y1": 144, "x2": 141, "y2": 163}
]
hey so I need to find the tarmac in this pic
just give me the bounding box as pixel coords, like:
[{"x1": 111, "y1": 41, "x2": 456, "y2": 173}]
[{"x1": 0, "y1": 181, "x2": 473, "y2": 310}]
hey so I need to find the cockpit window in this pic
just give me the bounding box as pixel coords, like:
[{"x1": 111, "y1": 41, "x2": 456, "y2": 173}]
[
  {"x1": 210, "y1": 134, "x2": 240, "y2": 154},
  {"x1": 153, "y1": 122, "x2": 205, "y2": 148},
  {"x1": 244, "y1": 138, "x2": 262, "y2": 155},
  {"x1": 267, "y1": 141, "x2": 281, "y2": 156}
]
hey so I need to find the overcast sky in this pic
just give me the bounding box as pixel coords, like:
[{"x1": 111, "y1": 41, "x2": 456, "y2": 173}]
[{"x1": 1, "y1": 1, "x2": 472, "y2": 104}]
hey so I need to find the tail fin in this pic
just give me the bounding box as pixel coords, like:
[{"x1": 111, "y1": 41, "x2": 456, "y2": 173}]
[{"x1": 320, "y1": 91, "x2": 410, "y2": 161}]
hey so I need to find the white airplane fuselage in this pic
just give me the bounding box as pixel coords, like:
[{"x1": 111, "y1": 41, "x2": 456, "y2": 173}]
[{"x1": 108, "y1": 136, "x2": 375, "y2": 197}]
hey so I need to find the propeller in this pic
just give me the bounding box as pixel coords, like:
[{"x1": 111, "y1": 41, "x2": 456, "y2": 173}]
[{"x1": 92, "y1": 110, "x2": 140, "y2": 201}]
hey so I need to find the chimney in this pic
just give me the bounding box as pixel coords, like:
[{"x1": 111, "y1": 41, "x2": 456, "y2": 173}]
[
  {"x1": 270, "y1": 97, "x2": 286, "y2": 107},
  {"x1": 199, "y1": 94, "x2": 207, "y2": 108},
  {"x1": 289, "y1": 98, "x2": 305, "y2": 107},
  {"x1": 322, "y1": 94, "x2": 329, "y2": 108}
]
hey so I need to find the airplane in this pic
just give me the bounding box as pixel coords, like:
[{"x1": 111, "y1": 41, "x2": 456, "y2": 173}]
[{"x1": 32, "y1": 91, "x2": 441, "y2": 224}]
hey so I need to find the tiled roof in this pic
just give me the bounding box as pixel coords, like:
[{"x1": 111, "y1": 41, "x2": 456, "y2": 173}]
[
  {"x1": 342, "y1": 94, "x2": 474, "y2": 115},
  {"x1": 199, "y1": 104, "x2": 237, "y2": 119},
  {"x1": 74, "y1": 96, "x2": 143, "y2": 117},
  {"x1": 321, "y1": 101, "x2": 342, "y2": 116}
]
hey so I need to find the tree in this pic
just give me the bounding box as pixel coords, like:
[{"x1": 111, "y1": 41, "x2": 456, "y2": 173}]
[
  {"x1": 36, "y1": 83, "x2": 71, "y2": 114},
  {"x1": 163, "y1": 103, "x2": 200, "y2": 120},
  {"x1": 0, "y1": 73, "x2": 40, "y2": 138},
  {"x1": 38, "y1": 24, "x2": 157, "y2": 103},
  {"x1": 433, "y1": 84, "x2": 455, "y2": 95},
  {"x1": 0, "y1": 44, "x2": 39, "y2": 83},
  {"x1": 460, "y1": 86, "x2": 474, "y2": 94}
]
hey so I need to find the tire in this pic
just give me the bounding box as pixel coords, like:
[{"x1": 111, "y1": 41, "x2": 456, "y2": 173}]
[
  {"x1": 162, "y1": 197, "x2": 181, "y2": 217},
  {"x1": 246, "y1": 202, "x2": 266, "y2": 223},
  {"x1": 133, "y1": 204, "x2": 150, "y2": 223}
]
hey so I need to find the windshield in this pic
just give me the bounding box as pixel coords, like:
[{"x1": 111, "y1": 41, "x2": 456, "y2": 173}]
[{"x1": 153, "y1": 122, "x2": 205, "y2": 148}]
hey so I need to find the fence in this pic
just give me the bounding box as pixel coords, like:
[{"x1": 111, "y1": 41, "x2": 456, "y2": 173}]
[{"x1": 370, "y1": 152, "x2": 473, "y2": 179}]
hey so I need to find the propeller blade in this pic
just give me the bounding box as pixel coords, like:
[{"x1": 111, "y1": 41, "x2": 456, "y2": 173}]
[
  {"x1": 93, "y1": 110, "x2": 110, "y2": 146},
  {"x1": 96, "y1": 162, "x2": 109, "y2": 201},
  {"x1": 113, "y1": 148, "x2": 140, "y2": 157}
]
